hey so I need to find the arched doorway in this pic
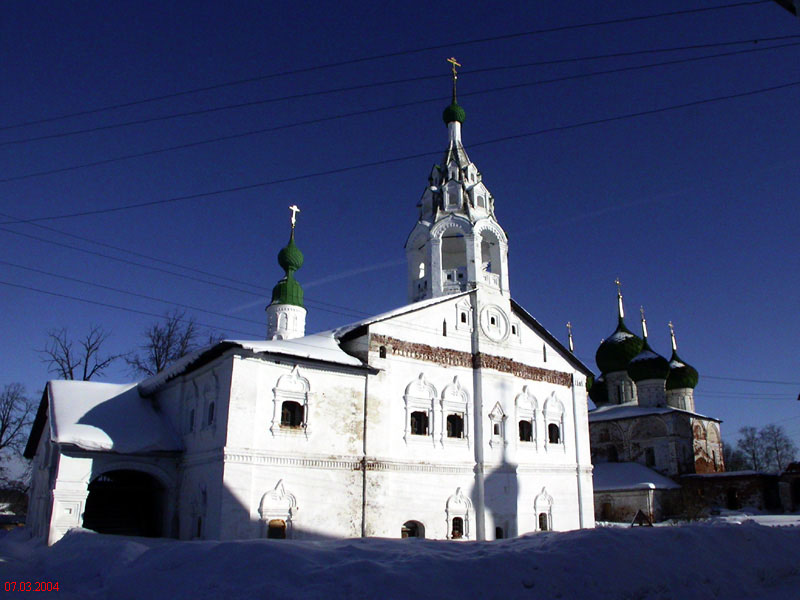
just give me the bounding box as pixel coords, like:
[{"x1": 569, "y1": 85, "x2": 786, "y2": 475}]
[
  {"x1": 401, "y1": 520, "x2": 425, "y2": 538},
  {"x1": 82, "y1": 470, "x2": 165, "y2": 537}
]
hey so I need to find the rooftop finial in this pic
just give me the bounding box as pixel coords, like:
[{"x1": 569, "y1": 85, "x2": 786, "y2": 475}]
[
  {"x1": 566, "y1": 321, "x2": 574, "y2": 353},
  {"x1": 640, "y1": 306, "x2": 648, "y2": 339},
  {"x1": 289, "y1": 204, "x2": 300, "y2": 230},
  {"x1": 668, "y1": 321, "x2": 677, "y2": 352},
  {"x1": 447, "y1": 57, "x2": 461, "y2": 103},
  {"x1": 615, "y1": 277, "x2": 624, "y2": 320}
]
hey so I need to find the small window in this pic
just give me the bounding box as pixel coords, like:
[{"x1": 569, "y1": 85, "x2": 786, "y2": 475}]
[
  {"x1": 493, "y1": 423, "x2": 500, "y2": 436},
  {"x1": 418, "y1": 262, "x2": 425, "y2": 279},
  {"x1": 410, "y1": 411, "x2": 429, "y2": 435},
  {"x1": 196, "y1": 516, "x2": 203, "y2": 538},
  {"x1": 379, "y1": 346, "x2": 387, "y2": 359},
  {"x1": 451, "y1": 517, "x2": 464, "y2": 539},
  {"x1": 189, "y1": 408, "x2": 195, "y2": 432},
  {"x1": 207, "y1": 402, "x2": 215, "y2": 426},
  {"x1": 543, "y1": 344, "x2": 547, "y2": 362},
  {"x1": 495, "y1": 526, "x2": 504, "y2": 539},
  {"x1": 447, "y1": 273, "x2": 453, "y2": 281},
  {"x1": 511, "y1": 325, "x2": 517, "y2": 335},
  {"x1": 539, "y1": 513, "x2": 549, "y2": 531},
  {"x1": 645, "y1": 447, "x2": 655, "y2": 467},
  {"x1": 281, "y1": 401, "x2": 304, "y2": 428},
  {"x1": 608, "y1": 446, "x2": 619, "y2": 462},
  {"x1": 442, "y1": 320, "x2": 447, "y2": 337},
  {"x1": 268, "y1": 519, "x2": 286, "y2": 539},
  {"x1": 460, "y1": 312, "x2": 467, "y2": 323},
  {"x1": 548, "y1": 423, "x2": 560, "y2": 444},
  {"x1": 490, "y1": 316, "x2": 496, "y2": 326},
  {"x1": 447, "y1": 414, "x2": 464, "y2": 439},
  {"x1": 519, "y1": 420, "x2": 533, "y2": 442}
]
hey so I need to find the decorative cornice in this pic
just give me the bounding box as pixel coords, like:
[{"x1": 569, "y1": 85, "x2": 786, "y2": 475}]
[{"x1": 372, "y1": 334, "x2": 572, "y2": 388}]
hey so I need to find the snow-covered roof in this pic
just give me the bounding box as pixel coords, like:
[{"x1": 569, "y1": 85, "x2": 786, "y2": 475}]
[
  {"x1": 48, "y1": 380, "x2": 182, "y2": 453},
  {"x1": 589, "y1": 403, "x2": 719, "y2": 423},
  {"x1": 138, "y1": 332, "x2": 365, "y2": 395},
  {"x1": 334, "y1": 292, "x2": 470, "y2": 338},
  {"x1": 593, "y1": 462, "x2": 680, "y2": 491}
]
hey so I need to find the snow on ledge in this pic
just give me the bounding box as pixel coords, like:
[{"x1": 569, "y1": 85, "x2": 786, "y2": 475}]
[{"x1": 48, "y1": 380, "x2": 182, "y2": 453}]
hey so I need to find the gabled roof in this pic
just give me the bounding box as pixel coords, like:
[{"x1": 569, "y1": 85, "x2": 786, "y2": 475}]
[
  {"x1": 510, "y1": 299, "x2": 593, "y2": 377},
  {"x1": 589, "y1": 403, "x2": 721, "y2": 423},
  {"x1": 138, "y1": 332, "x2": 368, "y2": 396},
  {"x1": 335, "y1": 292, "x2": 471, "y2": 341},
  {"x1": 593, "y1": 462, "x2": 680, "y2": 491},
  {"x1": 25, "y1": 380, "x2": 183, "y2": 457}
]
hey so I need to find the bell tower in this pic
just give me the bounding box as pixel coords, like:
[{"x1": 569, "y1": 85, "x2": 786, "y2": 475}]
[
  {"x1": 405, "y1": 59, "x2": 509, "y2": 303},
  {"x1": 266, "y1": 205, "x2": 307, "y2": 340}
]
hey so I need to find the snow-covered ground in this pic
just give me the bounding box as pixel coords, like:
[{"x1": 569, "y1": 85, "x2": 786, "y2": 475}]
[{"x1": 1, "y1": 520, "x2": 800, "y2": 599}]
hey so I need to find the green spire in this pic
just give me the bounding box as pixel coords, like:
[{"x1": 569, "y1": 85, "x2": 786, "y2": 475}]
[
  {"x1": 443, "y1": 56, "x2": 466, "y2": 125},
  {"x1": 270, "y1": 206, "x2": 304, "y2": 307}
]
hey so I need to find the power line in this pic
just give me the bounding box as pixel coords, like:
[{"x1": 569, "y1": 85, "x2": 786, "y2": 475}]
[
  {"x1": 5, "y1": 38, "x2": 797, "y2": 185},
  {"x1": 0, "y1": 279, "x2": 262, "y2": 338},
  {"x1": 0, "y1": 0, "x2": 769, "y2": 132},
  {"x1": 0, "y1": 226, "x2": 370, "y2": 321},
  {"x1": 0, "y1": 259, "x2": 265, "y2": 326},
  {"x1": 703, "y1": 375, "x2": 800, "y2": 385},
  {"x1": 5, "y1": 37, "x2": 799, "y2": 149},
  {"x1": 4, "y1": 75, "x2": 800, "y2": 226}
]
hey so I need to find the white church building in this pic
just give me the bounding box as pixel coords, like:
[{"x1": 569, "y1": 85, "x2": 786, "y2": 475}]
[{"x1": 25, "y1": 70, "x2": 595, "y2": 544}]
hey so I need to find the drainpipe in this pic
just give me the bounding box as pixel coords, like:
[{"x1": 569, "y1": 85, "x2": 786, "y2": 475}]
[
  {"x1": 470, "y1": 288, "x2": 486, "y2": 540},
  {"x1": 361, "y1": 363, "x2": 370, "y2": 538}
]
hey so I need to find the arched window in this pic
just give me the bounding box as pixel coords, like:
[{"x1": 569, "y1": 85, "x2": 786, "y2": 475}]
[
  {"x1": 548, "y1": 423, "x2": 560, "y2": 444},
  {"x1": 447, "y1": 414, "x2": 464, "y2": 438},
  {"x1": 281, "y1": 401, "x2": 304, "y2": 428},
  {"x1": 379, "y1": 346, "x2": 387, "y2": 359},
  {"x1": 519, "y1": 420, "x2": 533, "y2": 442},
  {"x1": 451, "y1": 517, "x2": 464, "y2": 539},
  {"x1": 207, "y1": 402, "x2": 215, "y2": 426},
  {"x1": 410, "y1": 411, "x2": 429, "y2": 435},
  {"x1": 460, "y1": 312, "x2": 467, "y2": 323},
  {"x1": 418, "y1": 262, "x2": 425, "y2": 279},
  {"x1": 442, "y1": 320, "x2": 447, "y2": 337},
  {"x1": 278, "y1": 313, "x2": 288, "y2": 330},
  {"x1": 267, "y1": 519, "x2": 286, "y2": 539},
  {"x1": 538, "y1": 513, "x2": 549, "y2": 531}
]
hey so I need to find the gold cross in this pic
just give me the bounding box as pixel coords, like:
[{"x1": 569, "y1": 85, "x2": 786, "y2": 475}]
[
  {"x1": 447, "y1": 57, "x2": 461, "y2": 78},
  {"x1": 289, "y1": 204, "x2": 300, "y2": 228}
]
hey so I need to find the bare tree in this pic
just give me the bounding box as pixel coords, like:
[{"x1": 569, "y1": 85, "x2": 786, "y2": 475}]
[
  {"x1": 722, "y1": 440, "x2": 748, "y2": 472},
  {"x1": 126, "y1": 310, "x2": 202, "y2": 376},
  {"x1": 40, "y1": 326, "x2": 120, "y2": 381},
  {"x1": 0, "y1": 384, "x2": 35, "y2": 484},
  {"x1": 737, "y1": 426, "x2": 764, "y2": 471},
  {"x1": 759, "y1": 424, "x2": 797, "y2": 472}
]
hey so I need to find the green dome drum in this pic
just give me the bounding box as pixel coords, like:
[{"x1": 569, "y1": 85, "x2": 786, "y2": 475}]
[
  {"x1": 666, "y1": 350, "x2": 699, "y2": 390},
  {"x1": 595, "y1": 318, "x2": 643, "y2": 374},
  {"x1": 628, "y1": 340, "x2": 669, "y2": 382}
]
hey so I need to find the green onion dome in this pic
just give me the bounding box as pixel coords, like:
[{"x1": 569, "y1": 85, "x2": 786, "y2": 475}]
[
  {"x1": 277, "y1": 232, "x2": 304, "y2": 272},
  {"x1": 588, "y1": 374, "x2": 608, "y2": 405},
  {"x1": 627, "y1": 339, "x2": 669, "y2": 382},
  {"x1": 271, "y1": 230, "x2": 304, "y2": 307},
  {"x1": 595, "y1": 318, "x2": 644, "y2": 374},
  {"x1": 443, "y1": 101, "x2": 466, "y2": 125},
  {"x1": 666, "y1": 349, "x2": 699, "y2": 390}
]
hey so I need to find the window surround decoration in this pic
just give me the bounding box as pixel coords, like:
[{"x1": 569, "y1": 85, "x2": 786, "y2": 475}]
[
  {"x1": 440, "y1": 376, "x2": 470, "y2": 447},
  {"x1": 445, "y1": 487, "x2": 472, "y2": 540},
  {"x1": 259, "y1": 480, "x2": 297, "y2": 539},
  {"x1": 543, "y1": 393, "x2": 566, "y2": 453},
  {"x1": 271, "y1": 366, "x2": 311, "y2": 438},
  {"x1": 488, "y1": 402, "x2": 507, "y2": 448},
  {"x1": 404, "y1": 373, "x2": 437, "y2": 445},
  {"x1": 514, "y1": 385, "x2": 538, "y2": 450},
  {"x1": 534, "y1": 487, "x2": 553, "y2": 531}
]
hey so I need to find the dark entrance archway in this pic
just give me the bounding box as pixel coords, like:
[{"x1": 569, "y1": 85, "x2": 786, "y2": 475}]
[{"x1": 82, "y1": 470, "x2": 165, "y2": 537}]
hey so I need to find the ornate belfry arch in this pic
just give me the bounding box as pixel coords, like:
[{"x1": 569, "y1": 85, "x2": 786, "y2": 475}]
[{"x1": 404, "y1": 61, "x2": 510, "y2": 302}]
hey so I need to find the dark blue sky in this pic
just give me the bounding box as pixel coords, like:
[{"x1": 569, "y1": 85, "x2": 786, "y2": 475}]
[{"x1": 2, "y1": 1, "x2": 799, "y2": 448}]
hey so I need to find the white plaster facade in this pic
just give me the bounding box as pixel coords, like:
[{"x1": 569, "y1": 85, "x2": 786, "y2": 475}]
[{"x1": 25, "y1": 92, "x2": 595, "y2": 544}]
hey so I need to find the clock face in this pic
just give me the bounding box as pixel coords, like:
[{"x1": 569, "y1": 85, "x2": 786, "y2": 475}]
[{"x1": 480, "y1": 305, "x2": 509, "y2": 342}]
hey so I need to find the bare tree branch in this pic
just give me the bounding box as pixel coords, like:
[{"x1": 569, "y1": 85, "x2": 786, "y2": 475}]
[
  {"x1": 126, "y1": 310, "x2": 202, "y2": 376},
  {"x1": 0, "y1": 384, "x2": 35, "y2": 456},
  {"x1": 39, "y1": 326, "x2": 120, "y2": 381}
]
